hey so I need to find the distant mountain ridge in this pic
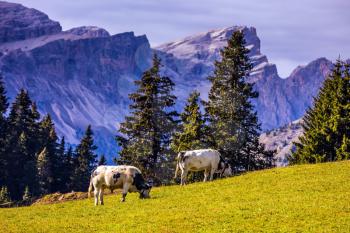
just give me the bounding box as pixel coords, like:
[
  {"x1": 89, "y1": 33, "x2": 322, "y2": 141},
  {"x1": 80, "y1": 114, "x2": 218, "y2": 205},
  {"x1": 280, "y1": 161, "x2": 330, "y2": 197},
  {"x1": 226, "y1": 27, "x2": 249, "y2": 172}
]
[
  {"x1": 0, "y1": 1, "x2": 341, "y2": 160},
  {"x1": 0, "y1": 1, "x2": 61, "y2": 43},
  {"x1": 155, "y1": 28, "x2": 333, "y2": 130}
]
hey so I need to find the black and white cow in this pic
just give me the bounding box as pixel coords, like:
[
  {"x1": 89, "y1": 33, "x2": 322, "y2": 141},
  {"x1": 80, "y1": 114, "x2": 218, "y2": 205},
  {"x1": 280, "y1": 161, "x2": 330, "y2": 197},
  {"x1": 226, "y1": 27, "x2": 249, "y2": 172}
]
[
  {"x1": 174, "y1": 149, "x2": 232, "y2": 185},
  {"x1": 88, "y1": 165, "x2": 152, "y2": 205}
]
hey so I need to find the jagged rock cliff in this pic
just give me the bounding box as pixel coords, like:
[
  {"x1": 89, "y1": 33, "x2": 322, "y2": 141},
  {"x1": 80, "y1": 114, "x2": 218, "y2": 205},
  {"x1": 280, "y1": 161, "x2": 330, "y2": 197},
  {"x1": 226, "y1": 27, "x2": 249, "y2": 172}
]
[
  {"x1": 156, "y1": 29, "x2": 333, "y2": 130},
  {"x1": 260, "y1": 119, "x2": 303, "y2": 167},
  {"x1": 0, "y1": 1, "x2": 61, "y2": 43},
  {"x1": 0, "y1": 1, "x2": 338, "y2": 160}
]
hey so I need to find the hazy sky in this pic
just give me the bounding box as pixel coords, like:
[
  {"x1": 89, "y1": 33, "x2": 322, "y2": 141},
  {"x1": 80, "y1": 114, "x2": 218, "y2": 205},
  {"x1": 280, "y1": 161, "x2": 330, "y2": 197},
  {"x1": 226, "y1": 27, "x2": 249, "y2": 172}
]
[{"x1": 12, "y1": 0, "x2": 350, "y2": 77}]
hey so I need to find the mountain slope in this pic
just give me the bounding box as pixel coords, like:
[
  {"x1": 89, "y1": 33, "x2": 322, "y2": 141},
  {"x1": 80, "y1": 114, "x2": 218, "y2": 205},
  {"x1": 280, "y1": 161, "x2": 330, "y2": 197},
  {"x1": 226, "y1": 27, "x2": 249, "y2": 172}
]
[
  {"x1": 0, "y1": 3, "x2": 152, "y2": 157},
  {"x1": 1, "y1": 31, "x2": 151, "y2": 155},
  {"x1": 1, "y1": 161, "x2": 350, "y2": 232},
  {"x1": 156, "y1": 30, "x2": 333, "y2": 130},
  {"x1": 260, "y1": 119, "x2": 303, "y2": 166},
  {"x1": 0, "y1": 1, "x2": 61, "y2": 43},
  {"x1": 0, "y1": 2, "x2": 337, "y2": 159}
]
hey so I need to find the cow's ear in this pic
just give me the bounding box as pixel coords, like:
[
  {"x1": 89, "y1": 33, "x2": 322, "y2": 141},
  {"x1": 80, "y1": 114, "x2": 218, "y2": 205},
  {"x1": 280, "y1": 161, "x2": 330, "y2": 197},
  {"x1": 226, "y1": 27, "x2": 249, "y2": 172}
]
[{"x1": 147, "y1": 179, "x2": 154, "y2": 187}]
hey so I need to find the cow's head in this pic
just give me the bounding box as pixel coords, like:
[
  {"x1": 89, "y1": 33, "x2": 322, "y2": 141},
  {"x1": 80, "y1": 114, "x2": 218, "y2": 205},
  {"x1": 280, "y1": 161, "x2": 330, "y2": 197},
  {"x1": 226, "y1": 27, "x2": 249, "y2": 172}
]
[
  {"x1": 139, "y1": 181, "x2": 152, "y2": 199},
  {"x1": 218, "y1": 157, "x2": 233, "y2": 177},
  {"x1": 221, "y1": 162, "x2": 233, "y2": 177}
]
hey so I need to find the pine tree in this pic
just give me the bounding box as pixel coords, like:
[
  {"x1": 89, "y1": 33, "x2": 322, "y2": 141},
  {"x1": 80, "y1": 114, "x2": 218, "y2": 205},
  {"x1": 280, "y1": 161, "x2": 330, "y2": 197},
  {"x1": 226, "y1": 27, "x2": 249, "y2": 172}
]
[
  {"x1": 65, "y1": 146, "x2": 75, "y2": 192},
  {"x1": 171, "y1": 91, "x2": 209, "y2": 182},
  {"x1": 0, "y1": 75, "x2": 9, "y2": 188},
  {"x1": 72, "y1": 125, "x2": 97, "y2": 191},
  {"x1": 292, "y1": 60, "x2": 350, "y2": 163},
  {"x1": 22, "y1": 185, "x2": 32, "y2": 201},
  {"x1": 116, "y1": 54, "x2": 178, "y2": 183},
  {"x1": 5, "y1": 90, "x2": 41, "y2": 200},
  {"x1": 98, "y1": 154, "x2": 107, "y2": 166},
  {"x1": 0, "y1": 186, "x2": 11, "y2": 204},
  {"x1": 38, "y1": 114, "x2": 59, "y2": 192},
  {"x1": 204, "y1": 30, "x2": 270, "y2": 171},
  {"x1": 37, "y1": 147, "x2": 52, "y2": 194},
  {"x1": 56, "y1": 137, "x2": 70, "y2": 192},
  {"x1": 336, "y1": 135, "x2": 350, "y2": 160},
  {"x1": 0, "y1": 74, "x2": 8, "y2": 133},
  {"x1": 171, "y1": 91, "x2": 206, "y2": 152}
]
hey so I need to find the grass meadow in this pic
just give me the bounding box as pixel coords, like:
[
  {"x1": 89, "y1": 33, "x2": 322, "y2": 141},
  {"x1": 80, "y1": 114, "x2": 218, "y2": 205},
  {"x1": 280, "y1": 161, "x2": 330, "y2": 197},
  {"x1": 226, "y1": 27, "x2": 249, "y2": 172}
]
[{"x1": 1, "y1": 161, "x2": 349, "y2": 232}]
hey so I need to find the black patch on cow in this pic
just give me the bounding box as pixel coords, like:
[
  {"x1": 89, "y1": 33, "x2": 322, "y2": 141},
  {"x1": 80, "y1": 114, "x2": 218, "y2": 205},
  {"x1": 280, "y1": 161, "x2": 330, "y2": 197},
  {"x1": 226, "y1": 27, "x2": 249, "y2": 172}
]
[
  {"x1": 133, "y1": 173, "x2": 149, "y2": 191},
  {"x1": 178, "y1": 151, "x2": 186, "y2": 162},
  {"x1": 218, "y1": 156, "x2": 225, "y2": 170},
  {"x1": 113, "y1": 173, "x2": 121, "y2": 183}
]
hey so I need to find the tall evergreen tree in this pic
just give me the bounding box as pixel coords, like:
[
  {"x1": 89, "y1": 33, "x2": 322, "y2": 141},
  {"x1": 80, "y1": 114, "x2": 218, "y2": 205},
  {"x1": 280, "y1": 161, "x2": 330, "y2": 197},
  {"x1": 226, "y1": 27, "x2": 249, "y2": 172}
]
[
  {"x1": 116, "y1": 54, "x2": 178, "y2": 183},
  {"x1": 72, "y1": 125, "x2": 97, "y2": 191},
  {"x1": 38, "y1": 114, "x2": 59, "y2": 192},
  {"x1": 65, "y1": 146, "x2": 75, "y2": 192},
  {"x1": 56, "y1": 137, "x2": 69, "y2": 192},
  {"x1": 0, "y1": 186, "x2": 11, "y2": 204},
  {"x1": 0, "y1": 75, "x2": 9, "y2": 188},
  {"x1": 291, "y1": 60, "x2": 350, "y2": 163},
  {"x1": 0, "y1": 74, "x2": 8, "y2": 132},
  {"x1": 37, "y1": 147, "x2": 52, "y2": 194},
  {"x1": 5, "y1": 90, "x2": 41, "y2": 199},
  {"x1": 171, "y1": 91, "x2": 206, "y2": 152},
  {"x1": 172, "y1": 91, "x2": 209, "y2": 182},
  {"x1": 336, "y1": 135, "x2": 350, "y2": 160},
  {"x1": 22, "y1": 185, "x2": 32, "y2": 201},
  {"x1": 204, "y1": 30, "x2": 270, "y2": 171},
  {"x1": 0, "y1": 74, "x2": 8, "y2": 123}
]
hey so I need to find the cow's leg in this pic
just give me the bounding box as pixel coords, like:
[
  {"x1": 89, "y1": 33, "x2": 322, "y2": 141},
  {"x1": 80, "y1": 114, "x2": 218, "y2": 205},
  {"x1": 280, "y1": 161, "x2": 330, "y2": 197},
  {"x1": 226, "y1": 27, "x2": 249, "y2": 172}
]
[
  {"x1": 203, "y1": 169, "x2": 209, "y2": 182},
  {"x1": 209, "y1": 167, "x2": 216, "y2": 181},
  {"x1": 99, "y1": 187, "x2": 104, "y2": 205},
  {"x1": 121, "y1": 183, "x2": 130, "y2": 202},
  {"x1": 181, "y1": 169, "x2": 188, "y2": 185},
  {"x1": 94, "y1": 187, "x2": 99, "y2": 206}
]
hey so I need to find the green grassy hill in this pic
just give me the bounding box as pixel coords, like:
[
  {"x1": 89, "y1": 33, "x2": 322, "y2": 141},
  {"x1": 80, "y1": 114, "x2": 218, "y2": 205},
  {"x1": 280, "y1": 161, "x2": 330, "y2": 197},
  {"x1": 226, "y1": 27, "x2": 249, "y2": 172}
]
[{"x1": 1, "y1": 161, "x2": 350, "y2": 233}]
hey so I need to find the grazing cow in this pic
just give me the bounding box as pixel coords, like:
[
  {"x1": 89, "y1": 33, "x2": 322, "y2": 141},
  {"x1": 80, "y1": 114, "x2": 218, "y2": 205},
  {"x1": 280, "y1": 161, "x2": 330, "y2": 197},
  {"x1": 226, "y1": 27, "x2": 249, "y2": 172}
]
[
  {"x1": 88, "y1": 165, "x2": 152, "y2": 205},
  {"x1": 174, "y1": 149, "x2": 232, "y2": 185}
]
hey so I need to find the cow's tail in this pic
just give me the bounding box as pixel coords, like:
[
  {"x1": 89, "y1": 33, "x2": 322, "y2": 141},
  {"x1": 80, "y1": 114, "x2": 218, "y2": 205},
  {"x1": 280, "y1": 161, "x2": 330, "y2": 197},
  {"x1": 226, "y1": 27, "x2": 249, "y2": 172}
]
[
  {"x1": 174, "y1": 151, "x2": 185, "y2": 179},
  {"x1": 88, "y1": 175, "x2": 94, "y2": 198}
]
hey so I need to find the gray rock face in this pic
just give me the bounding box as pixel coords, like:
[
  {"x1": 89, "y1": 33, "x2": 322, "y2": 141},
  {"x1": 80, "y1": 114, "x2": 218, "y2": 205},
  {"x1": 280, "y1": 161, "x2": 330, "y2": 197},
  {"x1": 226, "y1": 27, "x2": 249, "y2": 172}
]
[
  {"x1": 254, "y1": 58, "x2": 332, "y2": 130},
  {"x1": 0, "y1": 2, "x2": 340, "y2": 160},
  {"x1": 0, "y1": 1, "x2": 62, "y2": 43},
  {"x1": 260, "y1": 119, "x2": 303, "y2": 167},
  {"x1": 156, "y1": 28, "x2": 333, "y2": 130},
  {"x1": 1, "y1": 31, "x2": 151, "y2": 158},
  {"x1": 67, "y1": 26, "x2": 110, "y2": 38}
]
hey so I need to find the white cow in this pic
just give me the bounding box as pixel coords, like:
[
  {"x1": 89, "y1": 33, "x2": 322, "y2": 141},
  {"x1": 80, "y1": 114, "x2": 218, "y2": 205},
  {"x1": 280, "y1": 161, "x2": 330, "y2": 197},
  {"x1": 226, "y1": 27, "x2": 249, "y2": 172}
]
[
  {"x1": 88, "y1": 165, "x2": 152, "y2": 205},
  {"x1": 174, "y1": 149, "x2": 232, "y2": 185}
]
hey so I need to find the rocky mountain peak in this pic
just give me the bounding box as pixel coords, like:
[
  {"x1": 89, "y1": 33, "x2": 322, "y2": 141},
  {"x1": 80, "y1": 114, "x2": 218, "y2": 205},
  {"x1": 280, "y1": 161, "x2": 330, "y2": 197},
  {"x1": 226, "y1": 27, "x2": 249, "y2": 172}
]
[
  {"x1": 0, "y1": 1, "x2": 62, "y2": 43},
  {"x1": 288, "y1": 57, "x2": 331, "y2": 78},
  {"x1": 0, "y1": 3, "x2": 344, "y2": 160},
  {"x1": 67, "y1": 26, "x2": 110, "y2": 38},
  {"x1": 156, "y1": 26, "x2": 264, "y2": 63}
]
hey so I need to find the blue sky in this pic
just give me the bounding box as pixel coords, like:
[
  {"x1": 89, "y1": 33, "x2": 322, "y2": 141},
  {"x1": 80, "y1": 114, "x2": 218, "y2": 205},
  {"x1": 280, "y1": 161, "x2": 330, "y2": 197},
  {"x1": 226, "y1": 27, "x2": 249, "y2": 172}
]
[{"x1": 12, "y1": 0, "x2": 350, "y2": 77}]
